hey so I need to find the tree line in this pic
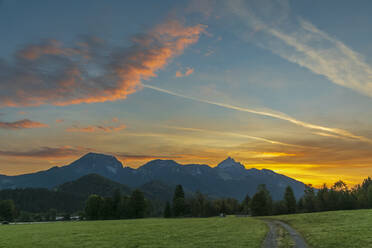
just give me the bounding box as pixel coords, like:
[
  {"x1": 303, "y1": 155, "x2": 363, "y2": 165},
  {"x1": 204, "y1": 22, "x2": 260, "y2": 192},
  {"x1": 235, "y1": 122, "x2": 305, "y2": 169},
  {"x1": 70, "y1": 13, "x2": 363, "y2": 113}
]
[
  {"x1": 296, "y1": 178, "x2": 372, "y2": 213},
  {"x1": 0, "y1": 198, "x2": 72, "y2": 223},
  {"x1": 84, "y1": 185, "x2": 246, "y2": 220},
  {"x1": 163, "y1": 185, "x2": 248, "y2": 218},
  {"x1": 246, "y1": 177, "x2": 372, "y2": 216},
  {"x1": 84, "y1": 189, "x2": 148, "y2": 220},
  {"x1": 2, "y1": 177, "x2": 372, "y2": 222},
  {"x1": 163, "y1": 177, "x2": 372, "y2": 217}
]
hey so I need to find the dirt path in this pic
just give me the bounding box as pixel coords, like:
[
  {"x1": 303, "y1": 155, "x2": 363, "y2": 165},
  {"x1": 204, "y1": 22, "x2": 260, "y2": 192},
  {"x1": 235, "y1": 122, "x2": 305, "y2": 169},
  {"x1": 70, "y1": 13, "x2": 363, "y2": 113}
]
[
  {"x1": 262, "y1": 220, "x2": 278, "y2": 248},
  {"x1": 261, "y1": 219, "x2": 308, "y2": 248}
]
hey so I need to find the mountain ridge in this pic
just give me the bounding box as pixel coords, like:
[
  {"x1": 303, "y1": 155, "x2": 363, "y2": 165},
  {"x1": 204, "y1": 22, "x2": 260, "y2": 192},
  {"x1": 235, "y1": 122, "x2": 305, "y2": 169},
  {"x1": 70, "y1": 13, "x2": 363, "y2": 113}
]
[{"x1": 0, "y1": 152, "x2": 306, "y2": 200}]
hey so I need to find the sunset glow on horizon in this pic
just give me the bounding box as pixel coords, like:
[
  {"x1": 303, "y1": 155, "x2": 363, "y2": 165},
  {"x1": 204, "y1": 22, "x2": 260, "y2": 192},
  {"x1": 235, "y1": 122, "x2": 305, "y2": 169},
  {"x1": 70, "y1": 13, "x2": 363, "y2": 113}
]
[{"x1": 1, "y1": 0, "x2": 371, "y2": 188}]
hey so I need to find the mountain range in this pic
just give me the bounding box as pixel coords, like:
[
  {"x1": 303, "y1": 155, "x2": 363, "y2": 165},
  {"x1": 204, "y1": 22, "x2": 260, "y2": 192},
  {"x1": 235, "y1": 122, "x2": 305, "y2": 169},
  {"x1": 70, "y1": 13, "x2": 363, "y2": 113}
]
[{"x1": 0, "y1": 153, "x2": 306, "y2": 201}]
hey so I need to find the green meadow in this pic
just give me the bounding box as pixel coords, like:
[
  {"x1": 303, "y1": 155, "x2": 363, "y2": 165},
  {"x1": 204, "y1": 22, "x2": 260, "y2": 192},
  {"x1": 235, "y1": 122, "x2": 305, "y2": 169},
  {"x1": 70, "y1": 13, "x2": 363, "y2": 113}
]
[
  {"x1": 0, "y1": 217, "x2": 267, "y2": 248},
  {"x1": 272, "y1": 209, "x2": 372, "y2": 248},
  {"x1": 3, "y1": 209, "x2": 372, "y2": 248}
]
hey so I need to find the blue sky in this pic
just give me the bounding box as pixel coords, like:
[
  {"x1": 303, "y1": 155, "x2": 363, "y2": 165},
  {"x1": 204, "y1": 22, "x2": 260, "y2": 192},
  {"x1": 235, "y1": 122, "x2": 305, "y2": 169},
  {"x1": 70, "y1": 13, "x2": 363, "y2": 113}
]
[{"x1": 0, "y1": 0, "x2": 372, "y2": 186}]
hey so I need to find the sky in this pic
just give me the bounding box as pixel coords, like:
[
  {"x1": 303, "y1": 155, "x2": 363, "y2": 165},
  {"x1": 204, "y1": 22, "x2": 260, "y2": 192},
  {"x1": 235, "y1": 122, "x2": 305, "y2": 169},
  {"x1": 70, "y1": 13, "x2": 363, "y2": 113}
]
[{"x1": 0, "y1": 0, "x2": 372, "y2": 187}]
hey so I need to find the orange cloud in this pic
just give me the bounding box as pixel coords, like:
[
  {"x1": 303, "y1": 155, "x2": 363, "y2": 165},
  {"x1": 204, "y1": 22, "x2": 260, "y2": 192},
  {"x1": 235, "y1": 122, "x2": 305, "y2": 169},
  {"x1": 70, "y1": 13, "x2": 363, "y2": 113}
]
[
  {"x1": 55, "y1": 119, "x2": 64, "y2": 123},
  {"x1": 176, "y1": 67, "x2": 194, "y2": 77},
  {"x1": 175, "y1": 71, "x2": 183, "y2": 77},
  {"x1": 0, "y1": 21, "x2": 206, "y2": 107},
  {"x1": 17, "y1": 40, "x2": 64, "y2": 60},
  {"x1": 0, "y1": 119, "x2": 48, "y2": 129},
  {"x1": 16, "y1": 38, "x2": 94, "y2": 61},
  {"x1": 66, "y1": 124, "x2": 126, "y2": 133}
]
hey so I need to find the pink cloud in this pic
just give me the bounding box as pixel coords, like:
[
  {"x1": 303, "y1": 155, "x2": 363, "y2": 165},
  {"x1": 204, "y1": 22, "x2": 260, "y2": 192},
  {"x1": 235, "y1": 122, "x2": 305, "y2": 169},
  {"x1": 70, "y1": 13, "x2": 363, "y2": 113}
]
[
  {"x1": 0, "y1": 119, "x2": 48, "y2": 129},
  {"x1": 0, "y1": 21, "x2": 206, "y2": 107},
  {"x1": 175, "y1": 67, "x2": 194, "y2": 77}
]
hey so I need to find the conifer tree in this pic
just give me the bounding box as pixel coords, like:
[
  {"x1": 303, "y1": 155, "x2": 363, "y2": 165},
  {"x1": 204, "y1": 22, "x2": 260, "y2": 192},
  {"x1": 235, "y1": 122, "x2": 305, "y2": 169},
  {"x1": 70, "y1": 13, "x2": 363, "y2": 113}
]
[
  {"x1": 130, "y1": 189, "x2": 146, "y2": 218},
  {"x1": 250, "y1": 184, "x2": 272, "y2": 216},
  {"x1": 284, "y1": 186, "x2": 296, "y2": 214},
  {"x1": 172, "y1": 185, "x2": 185, "y2": 217},
  {"x1": 0, "y1": 200, "x2": 16, "y2": 222},
  {"x1": 163, "y1": 201, "x2": 172, "y2": 218}
]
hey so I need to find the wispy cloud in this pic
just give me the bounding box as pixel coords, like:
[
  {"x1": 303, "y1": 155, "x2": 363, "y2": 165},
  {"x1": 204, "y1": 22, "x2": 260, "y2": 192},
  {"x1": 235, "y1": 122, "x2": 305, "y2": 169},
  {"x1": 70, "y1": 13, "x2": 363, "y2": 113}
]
[
  {"x1": 229, "y1": 0, "x2": 372, "y2": 98},
  {"x1": 0, "y1": 146, "x2": 88, "y2": 159},
  {"x1": 0, "y1": 21, "x2": 206, "y2": 107},
  {"x1": 66, "y1": 124, "x2": 126, "y2": 133},
  {"x1": 116, "y1": 153, "x2": 181, "y2": 161},
  {"x1": 176, "y1": 67, "x2": 194, "y2": 77},
  {"x1": 143, "y1": 84, "x2": 372, "y2": 143},
  {"x1": 164, "y1": 125, "x2": 306, "y2": 148},
  {"x1": 17, "y1": 39, "x2": 66, "y2": 60},
  {"x1": 0, "y1": 119, "x2": 48, "y2": 129}
]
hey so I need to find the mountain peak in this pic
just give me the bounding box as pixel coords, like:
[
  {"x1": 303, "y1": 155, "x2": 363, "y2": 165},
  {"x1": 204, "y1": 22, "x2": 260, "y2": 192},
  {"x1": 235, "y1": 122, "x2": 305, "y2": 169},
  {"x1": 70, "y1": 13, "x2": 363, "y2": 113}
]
[
  {"x1": 81, "y1": 152, "x2": 112, "y2": 159},
  {"x1": 69, "y1": 152, "x2": 123, "y2": 171},
  {"x1": 217, "y1": 157, "x2": 245, "y2": 169},
  {"x1": 140, "y1": 159, "x2": 180, "y2": 169}
]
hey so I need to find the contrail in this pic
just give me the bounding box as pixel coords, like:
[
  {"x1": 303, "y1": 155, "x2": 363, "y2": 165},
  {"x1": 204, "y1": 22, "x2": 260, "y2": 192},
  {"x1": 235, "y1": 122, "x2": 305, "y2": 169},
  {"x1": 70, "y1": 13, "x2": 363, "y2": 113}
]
[
  {"x1": 163, "y1": 125, "x2": 308, "y2": 148},
  {"x1": 142, "y1": 84, "x2": 372, "y2": 144}
]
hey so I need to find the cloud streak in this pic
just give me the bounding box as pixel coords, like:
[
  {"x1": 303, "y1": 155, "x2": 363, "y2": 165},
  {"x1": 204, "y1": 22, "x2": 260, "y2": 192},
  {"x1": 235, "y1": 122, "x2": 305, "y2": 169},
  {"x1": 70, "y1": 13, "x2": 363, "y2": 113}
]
[
  {"x1": 116, "y1": 153, "x2": 181, "y2": 161},
  {"x1": 0, "y1": 119, "x2": 48, "y2": 129},
  {"x1": 143, "y1": 84, "x2": 372, "y2": 143},
  {"x1": 0, "y1": 21, "x2": 205, "y2": 107},
  {"x1": 66, "y1": 124, "x2": 126, "y2": 133},
  {"x1": 0, "y1": 146, "x2": 87, "y2": 159},
  {"x1": 163, "y1": 125, "x2": 306, "y2": 148},
  {"x1": 229, "y1": 0, "x2": 372, "y2": 98}
]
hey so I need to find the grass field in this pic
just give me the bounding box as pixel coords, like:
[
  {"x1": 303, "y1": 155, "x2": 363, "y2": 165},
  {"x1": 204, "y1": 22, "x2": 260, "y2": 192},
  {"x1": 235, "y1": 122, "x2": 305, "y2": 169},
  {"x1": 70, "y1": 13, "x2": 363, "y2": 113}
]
[
  {"x1": 0, "y1": 216, "x2": 267, "y2": 248},
  {"x1": 272, "y1": 209, "x2": 372, "y2": 248}
]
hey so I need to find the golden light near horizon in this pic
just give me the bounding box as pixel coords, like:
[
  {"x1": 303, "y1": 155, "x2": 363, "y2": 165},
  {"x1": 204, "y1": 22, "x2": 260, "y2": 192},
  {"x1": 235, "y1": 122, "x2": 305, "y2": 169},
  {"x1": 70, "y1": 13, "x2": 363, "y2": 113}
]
[{"x1": 0, "y1": 0, "x2": 371, "y2": 189}]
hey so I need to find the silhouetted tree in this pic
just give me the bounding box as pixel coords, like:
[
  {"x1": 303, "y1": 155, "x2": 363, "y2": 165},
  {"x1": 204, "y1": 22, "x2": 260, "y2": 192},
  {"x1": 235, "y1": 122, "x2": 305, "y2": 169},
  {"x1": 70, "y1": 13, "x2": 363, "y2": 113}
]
[
  {"x1": 204, "y1": 200, "x2": 218, "y2": 217},
  {"x1": 163, "y1": 201, "x2": 172, "y2": 218},
  {"x1": 367, "y1": 185, "x2": 372, "y2": 208},
  {"x1": 272, "y1": 201, "x2": 287, "y2": 215},
  {"x1": 18, "y1": 211, "x2": 31, "y2": 222},
  {"x1": 172, "y1": 185, "x2": 186, "y2": 217},
  {"x1": 225, "y1": 198, "x2": 240, "y2": 214},
  {"x1": 0, "y1": 200, "x2": 16, "y2": 222},
  {"x1": 316, "y1": 184, "x2": 330, "y2": 211},
  {"x1": 112, "y1": 189, "x2": 122, "y2": 219},
  {"x1": 85, "y1": 194, "x2": 103, "y2": 220},
  {"x1": 46, "y1": 208, "x2": 57, "y2": 221},
  {"x1": 251, "y1": 185, "x2": 272, "y2": 216},
  {"x1": 302, "y1": 184, "x2": 316, "y2": 212},
  {"x1": 188, "y1": 192, "x2": 202, "y2": 217},
  {"x1": 118, "y1": 196, "x2": 131, "y2": 219},
  {"x1": 297, "y1": 198, "x2": 304, "y2": 213},
  {"x1": 129, "y1": 189, "x2": 146, "y2": 218},
  {"x1": 218, "y1": 199, "x2": 227, "y2": 215},
  {"x1": 102, "y1": 197, "x2": 115, "y2": 219},
  {"x1": 240, "y1": 194, "x2": 251, "y2": 215},
  {"x1": 284, "y1": 186, "x2": 296, "y2": 214}
]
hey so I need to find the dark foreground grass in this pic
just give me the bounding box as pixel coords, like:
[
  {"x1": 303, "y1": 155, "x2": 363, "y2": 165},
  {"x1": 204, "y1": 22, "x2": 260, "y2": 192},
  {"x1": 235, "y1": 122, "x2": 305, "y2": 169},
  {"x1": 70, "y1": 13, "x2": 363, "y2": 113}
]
[
  {"x1": 272, "y1": 209, "x2": 372, "y2": 248},
  {"x1": 0, "y1": 216, "x2": 267, "y2": 248}
]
